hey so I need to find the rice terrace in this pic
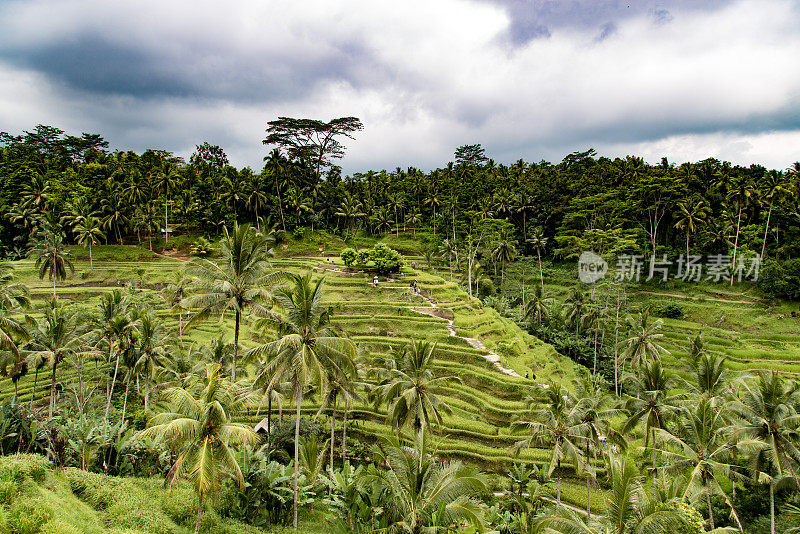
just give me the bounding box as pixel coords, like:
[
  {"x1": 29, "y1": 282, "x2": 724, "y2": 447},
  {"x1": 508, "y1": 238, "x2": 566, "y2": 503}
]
[{"x1": 1, "y1": 2, "x2": 800, "y2": 534}]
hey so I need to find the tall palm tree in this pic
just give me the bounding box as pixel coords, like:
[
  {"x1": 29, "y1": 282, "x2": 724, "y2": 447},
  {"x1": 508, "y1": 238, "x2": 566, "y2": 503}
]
[
  {"x1": 566, "y1": 286, "x2": 587, "y2": 336},
  {"x1": 725, "y1": 175, "x2": 756, "y2": 286},
  {"x1": 155, "y1": 161, "x2": 181, "y2": 245},
  {"x1": 0, "y1": 265, "x2": 30, "y2": 361},
  {"x1": 264, "y1": 148, "x2": 287, "y2": 231},
  {"x1": 535, "y1": 454, "x2": 687, "y2": 534},
  {"x1": 367, "y1": 436, "x2": 488, "y2": 533},
  {"x1": 759, "y1": 170, "x2": 790, "y2": 259},
  {"x1": 376, "y1": 339, "x2": 460, "y2": 441},
  {"x1": 30, "y1": 230, "x2": 74, "y2": 298},
  {"x1": 524, "y1": 284, "x2": 550, "y2": 326},
  {"x1": 492, "y1": 230, "x2": 518, "y2": 288},
  {"x1": 657, "y1": 398, "x2": 743, "y2": 531},
  {"x1": 513, "y1": 383, "x2": 587, "y2": 503},
  {"x1": 138, "y1": 363, "x2": 258, "y2": 534},
  {"x1": 246, "y1": 273, "x2": 357, "y2": 529},
  {"x1": 27, "y1": 299, "x2": 90, "y2": 418},
  {"x1": 622, "y1": 360, "x2": 684, "y2": 488},
  {"x1": 134, "y1": 311, "x2": 171, "y2": 412},
  {"x1": 183, "y1": 222, "x2": 275, "y2": 380},
  {"x1": 162, "y1": 271, "x2": 191, "y2": 349},
  {"x1": 674, "y1": 199, "x2": 709, "y2": 259},
  {"x1": 95, "y1": 289, "x2": 134, "y2": 423},
  {"x1": 573, "y1": 373, "x2": 622, "y2": 521},
  {"x1": 527, "y1": 226, "x2": 548, "y2": 291},
  {"x1": 732, "y1": 371, "x2": 800, "y2": 534},
  {"x1": 617, "y1": 308, "x2": 669, "y2": 375},
  {"x1": 74, "y1": 215, "x2": 104, "y2": 271},
  {"x1": 438, "y1": 238, "x2": 457, "y2": 282}
]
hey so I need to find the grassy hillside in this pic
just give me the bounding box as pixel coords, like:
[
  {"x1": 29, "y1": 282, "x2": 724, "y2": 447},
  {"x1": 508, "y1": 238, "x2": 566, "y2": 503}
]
[{"x1": 0, "y1": 454, "x2": 323, "y2": 534}]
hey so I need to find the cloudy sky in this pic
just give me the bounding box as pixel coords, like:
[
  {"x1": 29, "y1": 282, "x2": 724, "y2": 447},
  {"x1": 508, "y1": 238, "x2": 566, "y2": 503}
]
[{"x1": 1, "y1": 0, "x2": 798, "y2": 173}]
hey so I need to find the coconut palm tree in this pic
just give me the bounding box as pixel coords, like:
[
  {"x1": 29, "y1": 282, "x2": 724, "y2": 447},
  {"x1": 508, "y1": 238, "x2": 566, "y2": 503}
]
[
  {"x1": 759, "y1": 170, "x2": 790, "y2": 259},
  {"x1": 30, "y1": 230, "x2": 74, "y2": 297},
  {"x1": 183, "y1": 222, "x2": 275, "y2": 380},
  {"x1": 367, "y1": 436, "x2": 488, "y2": 533},
  {"x1": 674, "y1": 198, "x2": 710, "y2": 259},
  {"x1": 527, "y1": 226, "x2": 548, "y2": 291},
  {"x1": 566, "y1": 286, "x2": 588, "y2": 336},
  {"x1": 535, "y1": 454, "x2": 687, "y2": 534},
  {"x1": 264, "y1": 148, "x2": 287, "y2": 231},
  {"x1": 725, "y1": 175, "x2": 756, "y2": 286},
  {"x1": 137, "y1": 363, "x2": 258, "y2": 534},
  {"x1": 657, "y1": 397, "x2": 743, "y2": 531},
  {"x1": 132, "y1": 311, "x2": 171, "y2": 412},
  {"x1": 731, "y1": 371, "x2": 800, "y2": 534},
  {"x1": 0, "y1": 265, "x2": 30, "y2": 361},
  {"x1": 376, "y1": 339, "x2": 460, "y2": 441},
  {"x1": 162, "y1": 271, "x2": 191, "y2": 349},
  {"x1": 513, "y1": 383, "x2": 587, "y2": 504},
  {"x1": 95, "y1": 289, "x2": 134, "y2": 423},
  {"x1": 74, "y1": 215, "x2": 104, "y2": 271},
  {"x1": 573, "y1": 372, "x2": 623, "y2": 520},
  {"x1": 27, "y1": 299, "x2": 90, "y2": 418},
  {"x1": 246, "y1": 273, "x2": 357, "y2": 529},
  {"x1": 524, "y1": 284, "x2": 550, "y2": 326},
  {"x1": 155, "y1": 161, "x2": 181, "y2": 245},
  {"x1": 622, "y1": 360, "x2": 684, "y2": 488},
  {"x1": 492, "y1": 230, "x2": 518, "y2": 288},
  {"x1": 617, "y1": 308, "x2": 669, "y2": 375}
]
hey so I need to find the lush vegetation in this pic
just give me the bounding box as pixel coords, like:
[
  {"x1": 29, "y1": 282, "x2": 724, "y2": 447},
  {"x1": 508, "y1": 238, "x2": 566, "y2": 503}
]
[{"x1": 1, "y1": 121, "x2": 800, "y2": 533}]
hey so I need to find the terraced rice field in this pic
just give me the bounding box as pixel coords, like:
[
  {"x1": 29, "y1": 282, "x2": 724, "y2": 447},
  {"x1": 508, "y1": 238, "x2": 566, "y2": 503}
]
[
  {"x1": 541, "y1": 262, "x2": 800, "y2": 380},
  {"x1": 1, "y1": 245, "x2": 602, "y2": 510}
]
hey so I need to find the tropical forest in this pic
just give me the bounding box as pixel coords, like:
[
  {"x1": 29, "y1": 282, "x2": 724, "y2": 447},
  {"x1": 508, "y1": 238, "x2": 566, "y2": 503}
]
[{"x1": 1, "y1": 119, "x2": 800, "y2": 534}]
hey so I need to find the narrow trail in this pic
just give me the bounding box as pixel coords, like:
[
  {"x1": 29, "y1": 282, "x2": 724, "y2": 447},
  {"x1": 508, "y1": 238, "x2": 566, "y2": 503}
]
[{"x1": 381, "y1": 285, "x2": 523, "y2": 378}]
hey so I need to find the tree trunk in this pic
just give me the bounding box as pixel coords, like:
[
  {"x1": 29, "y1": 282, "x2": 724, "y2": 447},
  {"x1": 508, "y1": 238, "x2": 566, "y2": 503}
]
[
  {"x1": 104, "y1": 347, "x2": 121, "y2": 424},
  {"x1": 586, "y1": 442, "x2": 591, "y2": 521},
  {"x1": 761, "y1": 203, "x2": 773, "y2": 259},
  {"x1": 144, "y1": 375, "x2": 150, "y2": 412},
  {"x1": 49, "y1": 359, "x2": 58, "y2": 419},
  {"x1": 706, "y1": 482, "x2": 715, "y2": 530},
  {"x1": 557, "y1": 476, "x2": 561, "y2": 504},
  {"x1": 652, "y1": 429, "x2": 657, "y2": 487},
  {"x1": 770, "y1": 478, "x2": 775, "y2": 534},
  {"x1": 614, "y1": 291, "x2": 621, "y2": 396},
  {"x1": 267, "y1": 392, "x2": 272, "y2": 447},
  {"x1": 537, "y1": 248, "x2": 544, "y2": 291},
  {"x1": 293, "y1": 387, "x2": 303, "y2": 530},
  {"x1": 32, "y1": 368, "x2": 39, "y2": 403},
  {"x1": 731, "y1": 207, "x2": 742, "y2": 286},
  {"x1": 330, "y1": 396, "x2": 337, "y2": 475},
  {"x1": 276, "y1": 175, "x2": 286, "y2": 231},
  {"x1": 89, "y1": 243, "x2": 94, "y2": 271},
  {"x1": 195, "y1": 492, "x2": 203, "y2": 534},
  {"x1": 52, "y1": 257, "x2": 57, "y2": 298},
  {"x1": 120, "y1": 379, "x2": 130, "y2": 427},
  {"x1": 342, "y1": 398, "x2": 349, "y2": 466},
  {"x1": 233, "y1": 310, "x2": 240, "y2": 380}
]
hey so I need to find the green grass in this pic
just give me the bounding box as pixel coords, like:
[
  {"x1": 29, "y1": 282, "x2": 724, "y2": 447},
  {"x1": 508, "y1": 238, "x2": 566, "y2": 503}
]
[{"x1": 0, "y1": 453, "x2": 329, "y2": 533}]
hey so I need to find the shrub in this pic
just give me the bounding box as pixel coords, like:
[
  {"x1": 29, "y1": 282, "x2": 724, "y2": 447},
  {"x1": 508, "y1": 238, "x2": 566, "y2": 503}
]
[
  {"x1": 369, "y1": 243, "x2": 404, "y2": 275},
  {"x1": 655, "y1": 303, "x2": 683, "y2": 319},
  {"x1": 190, "y1": 236, "x2": 215, "y2": 257},
  {"x1": 478, "y1": 278, "x2": 496, "y2": 297},
  {"x1": 758, "y1": 258, "x2": 800, "y2": 300},
  {"x1": 340, "y1": 248, "x2": 357, "y2": 267}
]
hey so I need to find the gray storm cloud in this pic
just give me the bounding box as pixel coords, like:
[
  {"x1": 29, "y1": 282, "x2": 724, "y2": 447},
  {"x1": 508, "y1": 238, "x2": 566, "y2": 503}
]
[{"x1": 0, "y1": 0, "x2": 798, "y2": 172}]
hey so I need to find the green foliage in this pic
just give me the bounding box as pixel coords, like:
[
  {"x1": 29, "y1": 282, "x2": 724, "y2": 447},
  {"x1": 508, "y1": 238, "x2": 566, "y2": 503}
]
[
  {"x1": 340, "y1": 248, "x2": 356, "y2": 267},
  {"x1": 189, "y1": 236, "x2": 215, "y2": 257},
  {"x1": 758, "y1": 258, "x2": 800, "y2": 300},
  {"x1": 340, "y1": 244, "x2": 404, "y2": 274}
]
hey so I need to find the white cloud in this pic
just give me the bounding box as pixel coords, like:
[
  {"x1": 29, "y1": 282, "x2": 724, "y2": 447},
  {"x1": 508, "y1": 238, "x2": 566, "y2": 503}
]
[{"x1": 0, "y1": 0, "x2": 798, "y2": 172}]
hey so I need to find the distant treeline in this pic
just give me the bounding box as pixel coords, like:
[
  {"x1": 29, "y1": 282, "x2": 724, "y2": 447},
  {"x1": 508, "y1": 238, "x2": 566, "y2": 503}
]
[{"x1": 2, "y1": 125, "x2": 799, "y2": 266}]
